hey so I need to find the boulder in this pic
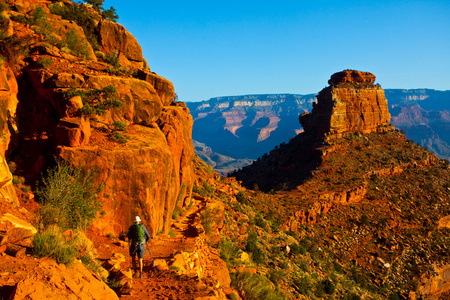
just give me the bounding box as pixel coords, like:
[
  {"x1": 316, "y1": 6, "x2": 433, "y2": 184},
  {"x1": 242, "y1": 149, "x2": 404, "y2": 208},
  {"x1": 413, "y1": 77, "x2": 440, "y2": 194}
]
[
  {"x1": 97, "y1": 20, "x2": 144, "y2": 68},
  {"x1": 46, "y1": 16, "x2": 97, "y2": 62},
  {"x1": 84, "y1": 75, "x2": 163, "y2": 126},
  {"x1": 10, "y1": 261, "x2": 119, "y2": 300},
  {"x1": 55, "y1": 116, "x2": 91, "y2": 147},
  {"x1": 137, "y1": 70, "x2": 176, "y2": 106},
  {"x1": 57, "y1": 125, "x2": 182, "y2": 236},
  {"x1": 0, "y1": 213, "x2": 36, "y2": 236}
]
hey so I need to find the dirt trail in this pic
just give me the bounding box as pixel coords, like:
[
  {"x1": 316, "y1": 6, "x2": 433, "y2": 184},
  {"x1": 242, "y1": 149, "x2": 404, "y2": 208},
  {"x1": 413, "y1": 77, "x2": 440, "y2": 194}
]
[{"x1": 92, "y1": 197, "x2": 214, "y2": 300}]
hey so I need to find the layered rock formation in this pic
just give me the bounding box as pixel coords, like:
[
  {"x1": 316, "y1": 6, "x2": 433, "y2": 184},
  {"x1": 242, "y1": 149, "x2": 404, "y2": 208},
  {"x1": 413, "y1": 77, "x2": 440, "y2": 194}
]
[
  {"x1": 300, "y1": 70, "x2": 392, "y2": 138},
  {"x1": 233, "y1": 70, "x2": 395, "y2": 191},
  {"x1": 0, "y1": 0, "x2": 194, "y2": 236},
  {"x1": 187, "y1": 94, "x2": 315, "y2": 160}
]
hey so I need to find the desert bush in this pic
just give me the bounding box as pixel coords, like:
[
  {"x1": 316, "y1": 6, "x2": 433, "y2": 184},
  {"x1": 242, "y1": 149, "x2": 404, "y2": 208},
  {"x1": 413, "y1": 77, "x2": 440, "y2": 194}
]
[
  {"x1": 49, "y1": 2, "x2": 100, "y2": 50},
  {"x1": 232, "y1": 271, "x2": 286, "y2": 300},
  {"x1": 111, "y1": 131, "x2": 130, "y2": 144},
  {"x1": 236, "y1": 191, "x2": 248, "y2": 205},
  {"x1": 112, "y1": 120, "x2": 127, "y2": 132},
  {"x1": 104, "y1": 50, "x2": 120, "y2": 68},
  {"x1": 35, "y1": 159, "x2": 103, "y2": 230},
  {"x1": 65, "y1": 28, "x2": 91, "y2": 59},
  {"x1": 32, "y1": 226, "x2": 78, "y2": 265},
  {"x1": 268, "y1": 269, "x2": 286, "y2": 285},
  {"x1": 293, "y1": 274, "x2": 313, "y2": 295},
  {"x1": 245, "y1": 230, "x2": 264, "y2": 265},
  {"x1": 37, "y1": 58, "x2": 53, "y2": 68},
  {"x1": 84, "y1": 0, "x2": 118, "y2": 22},
  {"x1": 106, "y1": 278, "x2": 122, "y2": 292},
  {"x1": 31, "y1": 5, "x2": 47, "y2": 27},
  {"x1": 254, "y1": 213, "x2": 268, "y2": 231},
  {"x1": 63, "y1": 85, "x2": 122, "y2": 117},
  {"x1": 219, "y1": 238, "x2": 240, "y2": 266},
  {"x1": 200, "y1": 207, "x2": 218, "y2": 236},
  {"x1": 203, "y1": 180, "x2": 215, "y2": 197},
  {"x1": 316, "y1": 278, "x2": 335, "y2": 296}
]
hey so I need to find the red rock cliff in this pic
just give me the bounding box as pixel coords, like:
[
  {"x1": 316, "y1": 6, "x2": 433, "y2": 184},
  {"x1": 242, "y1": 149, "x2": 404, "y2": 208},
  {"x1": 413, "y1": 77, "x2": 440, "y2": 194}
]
[
  {"x1": 300, "y1": 70, "x2": 392, "y2": 138},
  {"x1": 0, "y1": 0, "x2": 194, "y2": 236}
]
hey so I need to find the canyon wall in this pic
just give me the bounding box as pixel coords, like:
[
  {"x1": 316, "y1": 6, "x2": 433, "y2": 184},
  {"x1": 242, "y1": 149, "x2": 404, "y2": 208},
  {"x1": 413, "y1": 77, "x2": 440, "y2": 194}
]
[{"x1": 0, "y1": 0, "x2": 194, "y2": 235}]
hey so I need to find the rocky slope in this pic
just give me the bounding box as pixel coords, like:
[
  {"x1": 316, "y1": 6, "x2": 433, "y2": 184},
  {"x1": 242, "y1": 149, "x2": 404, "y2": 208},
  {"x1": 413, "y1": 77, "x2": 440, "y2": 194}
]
[
  {"x1": 227, "y1": 70, "x2": 450, "y2": 299},
  {"x1": 187, "y1": 89, "x2": 450, "y2": 171}
]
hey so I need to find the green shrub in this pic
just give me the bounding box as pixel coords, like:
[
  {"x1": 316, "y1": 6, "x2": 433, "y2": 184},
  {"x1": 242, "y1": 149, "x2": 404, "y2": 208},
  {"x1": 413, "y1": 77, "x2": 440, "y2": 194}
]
[
  {"x1": 49, "y1": 2, "x2": 100, "y2": 50},
  {"x1": 111, "y1": 131, "x2": 130, "y2": 144},
  {"x1": 236, "y1": 191, "x2": 248, "y2": 205},
  {"x1": 35, "y1": 160, "x2": 103, "y2": 230},
  {"x1": 84, "y1": 0, "x2": 118, "y2": 22},
  {"x1": 65, "y1": 28, "x2": 91, "y2": 59},
  {"x1": 112, "y1": 120, "x2": 127, "y2": 132},
  {"x1": 293, "y1": 274, "x2": 313, "y2": 295},
  {"x1": 245, "y1": 230, "x2": 264, "y2": 265},
  {"x1": 219, "y1": 238, "x2": 240, "y2": 266},
  {"x1": 232, "y1": 271, "x2": 286, "y2": 300},
  {"x1": 316, "y1": 278, "x2": 335, "y2": 296},
  {"x1": 32, "y1": 226, "x2": 78, "y2": 265},
  {"x1": 63, "y1": 85, "x2": 122, "y2": 117},
  {"x1": 268, "y1": 269, "x2": 285, "y2": 285},
  {"x1": 168, "y1": 229, "x2": 176, "y2": 237},
  {"x1": 37, "y1": 58, "x2": 53, "y2": 68},
  {"x1": 200, "y1": 207, "x2": 217, "y2": 236},
  {"x1": 255, "y1": 214, "x2": 268, "y2": 231},
  {"x1": 104, "y1": 50, "x2": 120, "y2": 68},
  {"x1": 202, "y1": 180, "x2": 215, "y2": 197},
  {"x1": 106, "y1": 278, "x2": 122, "y2": 292},
  {"x1": 343, "y1": 292, "x2": 361, "y2": 300},
  {"x1": 31, "y1": 6, "x2": 47, "y2": 26}
]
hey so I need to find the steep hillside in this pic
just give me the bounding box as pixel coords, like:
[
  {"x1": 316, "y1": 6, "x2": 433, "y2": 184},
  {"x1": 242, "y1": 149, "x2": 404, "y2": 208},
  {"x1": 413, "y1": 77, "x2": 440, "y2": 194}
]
[
  {"x1": 187, "y1": 89, "x2": 450, "y2": 171},
  {"x1": 225, "y1": 70, "x2": 450, "y2": 299}
]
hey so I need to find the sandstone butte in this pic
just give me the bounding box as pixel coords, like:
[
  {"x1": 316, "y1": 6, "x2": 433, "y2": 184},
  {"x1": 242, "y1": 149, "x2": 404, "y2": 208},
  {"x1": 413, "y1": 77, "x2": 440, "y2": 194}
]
[{"x1": 300, "y1": 69, "x2": 393, "y2": 138}]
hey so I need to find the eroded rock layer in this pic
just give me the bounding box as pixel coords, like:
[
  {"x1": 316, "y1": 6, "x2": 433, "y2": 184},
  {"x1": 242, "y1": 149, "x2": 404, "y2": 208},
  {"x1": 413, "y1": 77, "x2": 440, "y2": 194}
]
[
  {"x1": 0, "y1": 0, "x2": 194, "y2": 236},
  {"x1": 300, "y1": 70, "x2": 392, "y2": 138}
]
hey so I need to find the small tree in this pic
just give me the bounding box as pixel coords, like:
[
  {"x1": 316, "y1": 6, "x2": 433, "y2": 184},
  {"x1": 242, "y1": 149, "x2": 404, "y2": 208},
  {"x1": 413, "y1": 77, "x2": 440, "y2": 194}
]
[
  {"x1": 36, "y1": 160, "x2": 103, "y2": 230},
  {"x1": 83, "y1": 0, "x2": 118, "y2": 22}
]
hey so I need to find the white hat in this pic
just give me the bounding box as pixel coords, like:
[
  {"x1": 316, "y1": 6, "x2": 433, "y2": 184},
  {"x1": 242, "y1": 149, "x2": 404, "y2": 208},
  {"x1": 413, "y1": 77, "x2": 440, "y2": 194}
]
[{"x1": 134, "y1": 216, "x2": 141, "y2": 223}]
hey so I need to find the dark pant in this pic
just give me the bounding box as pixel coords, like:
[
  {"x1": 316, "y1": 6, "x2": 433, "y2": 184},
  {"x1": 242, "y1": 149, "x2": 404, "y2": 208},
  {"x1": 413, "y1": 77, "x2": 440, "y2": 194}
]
[{"x1": 129, "y1": 243, "x2": 145, "y2": 258}]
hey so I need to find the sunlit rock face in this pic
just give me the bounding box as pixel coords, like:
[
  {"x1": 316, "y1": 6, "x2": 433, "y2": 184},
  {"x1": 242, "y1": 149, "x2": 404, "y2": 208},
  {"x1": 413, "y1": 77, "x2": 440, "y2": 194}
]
[{"x1": 300, "y1": 70, "x2": 392, "y2": 138}]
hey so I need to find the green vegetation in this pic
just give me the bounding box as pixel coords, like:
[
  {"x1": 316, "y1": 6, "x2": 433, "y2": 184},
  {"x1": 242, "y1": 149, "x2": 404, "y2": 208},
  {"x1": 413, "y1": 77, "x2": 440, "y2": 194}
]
[
  {"x1": 83, "y1": 0, "x2": 118, "y2": 22},
  {"x1": 231, "y1": 271, "x2": 286, "y2": 300},
  {"x1": 35, "y1": 159, "x2": 103, "y2": 230},
  {"x1": 32, "y1": 226, "x2": 78, "y2": 265},
  {"x1": 111, "y1": 131, "x2": 130, "y2": 144},
  {"x1": 200, "y1": 207, "x2": 218, "y2": 236},
  {"x1": 65, "y1": 28, "x2": 91, "y2": 59},
  {"x1": 49, "y1": 2, "x2": 99, "y2": 50},
  {"x1": 37, "y1": 58, "x2": 53, "y2": 68}
]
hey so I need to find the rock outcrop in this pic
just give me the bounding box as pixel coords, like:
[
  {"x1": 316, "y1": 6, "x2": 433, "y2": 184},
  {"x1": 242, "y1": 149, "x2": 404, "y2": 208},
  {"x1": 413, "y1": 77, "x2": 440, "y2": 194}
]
[
  {"x1": 300, "y1": 70, "x2": 392, "y2": 138},
  {"x1": 233, "y1": 70, "x2": 396, "y2": 192},
  {"x1": 0, "y1": 0, "x2": 194, "y2": 238}
]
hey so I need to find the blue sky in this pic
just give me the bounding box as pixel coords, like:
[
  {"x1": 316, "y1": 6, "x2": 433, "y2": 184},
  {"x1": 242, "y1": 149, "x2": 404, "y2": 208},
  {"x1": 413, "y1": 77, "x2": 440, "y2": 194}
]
[{"x1": 105, "y1": 0, "x2": 450, "y2": 102}]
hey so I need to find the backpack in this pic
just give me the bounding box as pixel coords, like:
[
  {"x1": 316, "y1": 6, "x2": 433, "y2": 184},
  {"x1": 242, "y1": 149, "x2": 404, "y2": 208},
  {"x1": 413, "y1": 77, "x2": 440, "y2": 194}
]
[{"x1": 133, "y1": 224, "x2": 145, "y2": 244}]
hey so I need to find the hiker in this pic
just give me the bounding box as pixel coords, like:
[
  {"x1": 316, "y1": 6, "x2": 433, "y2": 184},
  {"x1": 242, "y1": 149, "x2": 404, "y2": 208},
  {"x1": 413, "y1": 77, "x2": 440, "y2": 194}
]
[{"x1": 127, "y1": 216, "x2": 151, "y2": 279}]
